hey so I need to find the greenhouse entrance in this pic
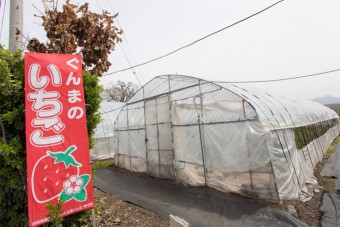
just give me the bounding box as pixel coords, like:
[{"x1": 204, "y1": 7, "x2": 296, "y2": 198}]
[{"x1": 145, "y1": 96, "x2": 174, "y2": 179}]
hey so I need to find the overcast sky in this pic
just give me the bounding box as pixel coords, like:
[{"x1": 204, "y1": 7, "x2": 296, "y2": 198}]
[{"x1": 1, "y1": 0, "x2": 340, "y2": 100}]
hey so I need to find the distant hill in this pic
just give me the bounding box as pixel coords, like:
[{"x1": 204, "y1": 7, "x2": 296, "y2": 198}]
[{"x1": 312, "y1": 95, "x2": 340, "y2": 105}]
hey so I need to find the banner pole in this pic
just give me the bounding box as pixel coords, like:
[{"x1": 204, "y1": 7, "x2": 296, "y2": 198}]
[{"x1": 91, "y1": 208, "x2": 96, "y2": 227}]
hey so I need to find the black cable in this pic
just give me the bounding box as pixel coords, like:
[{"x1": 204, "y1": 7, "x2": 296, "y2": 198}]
[
  {"x1": 215, "y1": 68, "x2": 340, "y2": 84},
  {"x1": 116, "y1": 17, "x2": 146, "y2": 84},
  {"x1": 118, "y1": 44, "x2": 142, "y2": 86},
  {"x1": 100, "y1": 0, "x2": 143, "y2": 85},
  {"x1": 95, "y1": 0, "x2": 143, "y2": 86},
  {"x1": 103, "y1": 0, "x2": 284, "y2": 76}
]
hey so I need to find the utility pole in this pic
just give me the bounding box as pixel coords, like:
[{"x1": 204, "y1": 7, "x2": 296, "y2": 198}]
[{"x1": 9, "y1": 0, "x2": 23, "y2": 52}]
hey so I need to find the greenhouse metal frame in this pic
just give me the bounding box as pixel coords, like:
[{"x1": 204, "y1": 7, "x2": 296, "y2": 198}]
[{"x1": 113, "y1": 75, "x2": 340, "y2": 201}]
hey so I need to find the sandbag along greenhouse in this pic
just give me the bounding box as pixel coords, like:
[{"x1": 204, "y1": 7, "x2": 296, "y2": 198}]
[{"x1": 113, "y1": 75, "x2": 340, "y2": 201}]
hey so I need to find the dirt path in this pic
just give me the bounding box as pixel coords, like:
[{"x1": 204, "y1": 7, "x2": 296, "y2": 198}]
[{"x1": 94, "y1": 188, "x2": 169, "y2": 226}]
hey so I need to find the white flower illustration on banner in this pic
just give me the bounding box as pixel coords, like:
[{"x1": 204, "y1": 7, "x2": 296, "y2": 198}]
[
  {"x1": 63, "y1": 175, "x2": 84, "y2": 195},
  {"x1": 59, "y1": 174, "x2": 90, "y2": 202}
]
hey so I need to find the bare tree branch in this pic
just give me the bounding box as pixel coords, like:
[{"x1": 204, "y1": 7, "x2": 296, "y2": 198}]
[{"x1": 103, "y1": 81, "x2": 138, "y2": 102}]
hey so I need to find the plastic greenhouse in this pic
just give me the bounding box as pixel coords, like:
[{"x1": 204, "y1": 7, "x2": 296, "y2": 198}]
[
  {"x1": 113, "y1": 75, "x2": 340, "y2": 201},
  {"x1": 91, "y1": 101, "x2": 124, "y2": 160}
]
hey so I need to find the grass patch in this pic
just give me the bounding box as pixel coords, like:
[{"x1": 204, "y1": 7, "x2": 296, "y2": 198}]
[
  {"x1": 92, "y1": 159, "x2": 114, "y2": 173},
  {"x1": 314, "y1": 136, "x2": 340, "y2": 192}
]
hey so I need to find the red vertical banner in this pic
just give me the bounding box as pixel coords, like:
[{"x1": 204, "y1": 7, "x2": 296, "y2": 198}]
[{"x1": 25, "y1": 53, "x2": 94, "y2": 226}]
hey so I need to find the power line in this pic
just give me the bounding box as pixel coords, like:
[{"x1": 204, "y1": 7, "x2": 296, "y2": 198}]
[
  {"x1": 118, "y1": 44, "x2": 142, "y2": 86},
  {"x1": 94, "y1": 0, "x2": 102, "y2": 12},
  {"x1": 96, "y1": 0, "x2": 143, "y2": 86},
  {"x1": 214, "y1": 68, "x2": 340, "y2": 84},
  {"x1": 92, "y1": 0, "x2": 113, "y2": 90},
  {"x1": 107, "y1": 0, "x2": 145, "y2": 83},
  {"x1": 116, "y1": 17, "x2": 146, "y2": 84},
  {"x1": 94, "y1": 0, "x2": 142, "y2": 88},
  {"x1": 103, "y1": 0, "x2": 284, "y2": 77}
]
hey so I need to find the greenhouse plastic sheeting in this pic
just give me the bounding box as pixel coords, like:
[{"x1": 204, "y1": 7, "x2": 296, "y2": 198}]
[
  {"x1": 91, "y1": 101, "x2": 124, "y2": 160},
  {"x1": 223, "y1": 84, "x2": 337, "y2": 130},
  {"x1": 114, "y1": 75, "x2": 340, "y2": 201},
  {"x1": 91, "y1": 137, "x2": 115, "y2": 160}
]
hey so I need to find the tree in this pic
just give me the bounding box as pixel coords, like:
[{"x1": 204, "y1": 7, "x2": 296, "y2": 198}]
[
  {"x1": 0, "y1": 0, "x2": 122, "y2": 225},
  {"x1": 25, "y1": 0, "x2": 124, "y2": 146},
  {"x1": 0, "y1": 48, "x2": 102, "y2": 227},
  {"x1": 27, "y1": 0, "x2": 122, "y2": 76},
  {"x1": 0, "y1": 45, "x2": 27, "y2": 226},
  {"x1": 103, "y1": 81, "x2": 138, "y2": 102}
]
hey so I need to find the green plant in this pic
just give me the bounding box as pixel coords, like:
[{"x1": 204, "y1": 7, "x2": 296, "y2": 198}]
[
  {"x1": 46, "y1": 199, "x2": 92, "y2": 227},
  {"x1": 92, "y1": 160, "x2": 113, "y2": 173},
  {"x1": 0, "y1": 45, "x2": 103, "y2": 226},
  {"x1": 83, "y1": 71, "x2": 103, "y2": 149},
  {"x1": 0, "y1": 46, "x2": 27, "y2": 226},
  {"x1": 46, "y1": 200, "x2": 64, "y2": 227},
  {"x1": 61, "y1": 209, "x2": 92, "y2": 227},
  {"x1": 293, "y1": 119, "x2": 337, "y2": 150},
  {"x1": 1, "y1": 0, "x2": 120, "y2": 224}
]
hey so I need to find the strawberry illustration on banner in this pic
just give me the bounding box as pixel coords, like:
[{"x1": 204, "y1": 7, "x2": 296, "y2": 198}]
[
  {"x1": 25, "y1": 53, "x2": 94, "y2": 227},
  {"x1": 31, "y1": 145, "x2": 91, "y2": 203}
]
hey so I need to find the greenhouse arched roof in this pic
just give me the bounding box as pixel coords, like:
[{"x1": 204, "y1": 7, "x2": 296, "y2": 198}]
[
  {"x1": 127, "y1": 75, "x2": 338, "y2": 130},
  {"x1": 114, "y1": 74, "x2": 339, "y2": 201}
]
